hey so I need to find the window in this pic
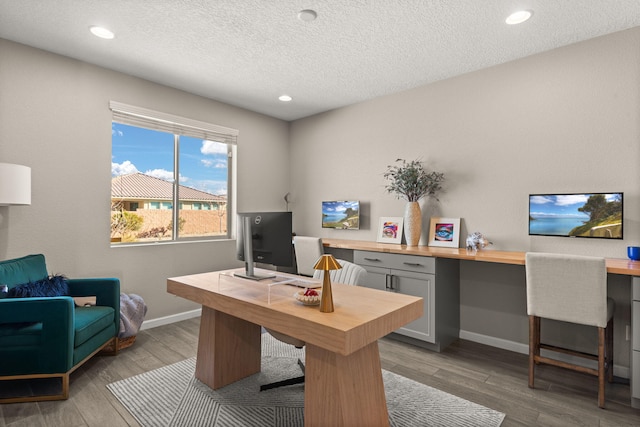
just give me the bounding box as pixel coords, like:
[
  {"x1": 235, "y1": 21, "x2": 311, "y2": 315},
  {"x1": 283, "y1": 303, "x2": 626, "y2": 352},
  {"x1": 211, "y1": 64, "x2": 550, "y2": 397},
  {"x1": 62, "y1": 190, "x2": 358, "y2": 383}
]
[{"x1": 110, "y1": 101, "x2": 237, "y2": 244}]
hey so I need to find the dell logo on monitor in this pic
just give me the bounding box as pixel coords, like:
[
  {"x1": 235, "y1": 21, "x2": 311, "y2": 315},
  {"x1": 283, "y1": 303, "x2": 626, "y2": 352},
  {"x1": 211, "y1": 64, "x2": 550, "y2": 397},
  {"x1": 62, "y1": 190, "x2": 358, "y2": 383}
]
[{"x1": 254, "y1": 215, "x2": 262, "y2": 225}]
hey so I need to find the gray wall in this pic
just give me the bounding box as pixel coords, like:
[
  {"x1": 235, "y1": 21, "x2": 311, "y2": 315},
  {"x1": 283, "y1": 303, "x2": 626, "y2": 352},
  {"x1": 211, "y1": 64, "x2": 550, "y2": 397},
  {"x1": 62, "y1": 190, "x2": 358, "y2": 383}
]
[
  {"x1": 0, "y1": 39, "x2": 290, "y2": 321},
  {"x1": 290, "y1": 28, "x2": 640, "y2": 373}
]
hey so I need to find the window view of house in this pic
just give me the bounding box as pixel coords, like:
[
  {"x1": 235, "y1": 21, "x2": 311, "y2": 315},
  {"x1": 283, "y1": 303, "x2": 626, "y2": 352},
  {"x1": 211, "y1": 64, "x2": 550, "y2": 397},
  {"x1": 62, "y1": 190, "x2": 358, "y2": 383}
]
[{"x1": 111, "y1": 122, "x2": 231, "y2": 244}]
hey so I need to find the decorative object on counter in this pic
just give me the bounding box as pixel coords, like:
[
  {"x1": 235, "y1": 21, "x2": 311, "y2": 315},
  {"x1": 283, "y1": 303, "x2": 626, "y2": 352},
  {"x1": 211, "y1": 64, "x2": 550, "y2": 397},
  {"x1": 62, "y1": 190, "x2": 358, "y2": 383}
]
[
  {"x1": 383, "y1": 158, "x2": 444, "y2": 246},
  {"x1": 313, "y1": 254, "x2": 342, "y2": 313},
  {"x1": 377, "y1": 216, "x2": 404, "y2": 244},
  {"x1": 628, "y1": 246, "x2": 640, "y2": 261},
  {"x1": 428, "y1": 217, "x2": 461, "y2": 248},
  {"x1": 403, "y1": 202, "x2": 422, "y2": 246},
  {"x1": 294, "y1": 288, "x2": 321, "y2": 305},
  {"x1": 466, "y1": 232, "x2": 493, "y2": 252},
  {"x1": 283, "y1": 192, "x2": 291, "y2": 211}
]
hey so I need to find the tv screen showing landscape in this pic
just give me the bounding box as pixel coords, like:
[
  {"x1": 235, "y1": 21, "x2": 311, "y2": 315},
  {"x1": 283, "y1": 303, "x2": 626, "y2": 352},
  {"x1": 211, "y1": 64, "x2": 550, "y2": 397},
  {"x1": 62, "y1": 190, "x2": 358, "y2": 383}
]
[
  {"x1": 322, "y1": 201, "x2": 360, "y2": 229},
  {"x1": 528, "y1": 193, "x2": 623, "y2": 239}
]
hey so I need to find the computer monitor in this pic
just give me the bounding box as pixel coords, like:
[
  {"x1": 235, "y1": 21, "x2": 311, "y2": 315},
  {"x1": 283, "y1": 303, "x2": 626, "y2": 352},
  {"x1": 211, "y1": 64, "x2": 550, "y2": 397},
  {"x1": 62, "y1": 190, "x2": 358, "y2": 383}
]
[{"x1": 235, "y1": 211, "x2": 293, "y2": 280}]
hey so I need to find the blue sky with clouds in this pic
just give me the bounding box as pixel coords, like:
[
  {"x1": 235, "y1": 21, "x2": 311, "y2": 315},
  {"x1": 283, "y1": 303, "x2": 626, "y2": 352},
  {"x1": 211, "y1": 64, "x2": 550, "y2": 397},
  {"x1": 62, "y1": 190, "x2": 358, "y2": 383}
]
[
  {"x1": 529, "y1": 194, "x2": 618, "y2": 219},
  {"x1": 111, "y1": 123, "x2": 228, "y2": 195}
]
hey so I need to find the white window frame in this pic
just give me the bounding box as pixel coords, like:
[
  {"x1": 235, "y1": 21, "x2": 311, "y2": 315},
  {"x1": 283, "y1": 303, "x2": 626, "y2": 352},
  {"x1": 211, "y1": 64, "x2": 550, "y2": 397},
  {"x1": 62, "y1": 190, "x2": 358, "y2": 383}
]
[{"x1": 110, "y1": 101, "x2": 238, "y2": 244}]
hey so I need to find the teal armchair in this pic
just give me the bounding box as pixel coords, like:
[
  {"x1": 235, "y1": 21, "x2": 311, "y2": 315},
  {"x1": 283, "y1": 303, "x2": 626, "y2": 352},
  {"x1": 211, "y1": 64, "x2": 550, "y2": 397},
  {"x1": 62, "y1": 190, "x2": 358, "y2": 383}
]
[{"x1": 0, "y1": 254, "x2": 120, "y2": 403}]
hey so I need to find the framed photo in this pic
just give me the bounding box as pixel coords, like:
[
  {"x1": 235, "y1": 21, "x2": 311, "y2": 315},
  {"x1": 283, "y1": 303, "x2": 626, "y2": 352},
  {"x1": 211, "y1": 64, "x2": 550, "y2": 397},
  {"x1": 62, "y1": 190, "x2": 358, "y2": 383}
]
[
  {"x1": 377, "y1": 217, "x2": 404, "y2": 244},
  {"x1": 428, "y1": 217, "x2": 461, "y2": 248}
]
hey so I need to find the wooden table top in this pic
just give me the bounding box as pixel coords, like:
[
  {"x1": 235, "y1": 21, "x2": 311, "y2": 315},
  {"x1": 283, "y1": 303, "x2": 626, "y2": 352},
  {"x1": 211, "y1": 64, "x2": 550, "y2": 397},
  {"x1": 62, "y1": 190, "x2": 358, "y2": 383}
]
[
  {"x1": 167, "y1": 269, "x2": 423, "y2": 356},
  {"x1": 323, "y1": 238, "x2": 640, "y2": 276}
]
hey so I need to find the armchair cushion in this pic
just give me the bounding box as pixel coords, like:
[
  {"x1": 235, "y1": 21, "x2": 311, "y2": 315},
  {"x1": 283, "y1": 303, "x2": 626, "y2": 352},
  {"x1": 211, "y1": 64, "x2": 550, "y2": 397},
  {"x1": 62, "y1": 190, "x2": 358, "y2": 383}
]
[
  {"x1": 74, "y1": 306, "x2": 116, "y2": 347},
  {"x1": 7, "y1": 275, "x2": 69, "y2": 298},
  {"x1": 0, "y1": 254, "x2": 48, "y2": 286}
]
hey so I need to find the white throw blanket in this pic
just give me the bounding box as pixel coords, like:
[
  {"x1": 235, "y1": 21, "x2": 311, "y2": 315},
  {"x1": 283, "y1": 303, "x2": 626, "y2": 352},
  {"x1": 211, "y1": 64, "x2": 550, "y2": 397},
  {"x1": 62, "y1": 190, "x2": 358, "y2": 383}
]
[{"x1": 119, "y1": 293, "x2": 147, "y2": 338}]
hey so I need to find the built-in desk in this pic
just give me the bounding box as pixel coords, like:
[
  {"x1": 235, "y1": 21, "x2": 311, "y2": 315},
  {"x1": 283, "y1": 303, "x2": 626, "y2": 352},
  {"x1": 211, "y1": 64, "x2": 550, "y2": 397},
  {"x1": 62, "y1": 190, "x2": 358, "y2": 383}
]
[
  {"x1": 323, "y1": 238, "x2": 640, "y2": 276},
  {"x1": 322, "y1": 238, "x2": 640, "y2": 408}
]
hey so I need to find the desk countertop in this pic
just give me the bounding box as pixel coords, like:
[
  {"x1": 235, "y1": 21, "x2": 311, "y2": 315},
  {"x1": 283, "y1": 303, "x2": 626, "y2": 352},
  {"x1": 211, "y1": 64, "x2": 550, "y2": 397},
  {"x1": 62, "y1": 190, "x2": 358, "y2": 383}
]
[
  {"x1": 322, "y1": 238, "x2": 640, "y2": 276},
  {"x1": 167, "y1": 268, "x2": 423, "y2": 356}
]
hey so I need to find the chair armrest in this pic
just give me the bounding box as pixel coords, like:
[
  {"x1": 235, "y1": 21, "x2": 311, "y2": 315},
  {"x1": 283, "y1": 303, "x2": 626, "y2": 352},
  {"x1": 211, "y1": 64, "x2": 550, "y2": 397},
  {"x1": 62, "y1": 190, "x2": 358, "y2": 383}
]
[
  {"x1": 67, "y1": 278, "x2": 120, "y2": 309},
  {"x1": 0, "y1": 297, "x2": 75, "y2": 373},
  {"x1": 67, "y1": 278, "x2": 120, "y2": 334}
]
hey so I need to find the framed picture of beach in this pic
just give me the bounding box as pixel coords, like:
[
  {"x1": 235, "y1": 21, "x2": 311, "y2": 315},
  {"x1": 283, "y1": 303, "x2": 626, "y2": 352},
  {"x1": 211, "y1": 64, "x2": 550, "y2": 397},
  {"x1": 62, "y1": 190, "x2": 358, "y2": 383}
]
[
  {"x1": 377, "y1": 217, "x2": 403, "y2": 244},
  {"x1": 428, "y1": 217, "x2": 461, "y2": 248}
]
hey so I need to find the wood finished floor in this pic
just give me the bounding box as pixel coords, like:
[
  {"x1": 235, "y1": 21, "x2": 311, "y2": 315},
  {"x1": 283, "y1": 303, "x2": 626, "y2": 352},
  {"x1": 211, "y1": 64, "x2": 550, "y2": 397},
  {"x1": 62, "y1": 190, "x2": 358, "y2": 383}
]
[{"x1": 1, "y1": 317, "x2": 639, "y2": 426}]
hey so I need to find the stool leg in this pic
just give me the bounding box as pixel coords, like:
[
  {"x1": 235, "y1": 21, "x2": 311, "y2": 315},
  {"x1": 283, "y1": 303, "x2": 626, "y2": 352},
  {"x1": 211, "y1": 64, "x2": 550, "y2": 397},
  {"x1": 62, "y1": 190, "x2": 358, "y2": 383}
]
[
  {"x1": 606, "y1": 317, "x2": 614, "y2": 383},
  {"x1": 528, "y1": 315, "x2": 539, "y2": 389},
  {"x1": 597, "y1": 326, "x2": 606, "y2": 409}
]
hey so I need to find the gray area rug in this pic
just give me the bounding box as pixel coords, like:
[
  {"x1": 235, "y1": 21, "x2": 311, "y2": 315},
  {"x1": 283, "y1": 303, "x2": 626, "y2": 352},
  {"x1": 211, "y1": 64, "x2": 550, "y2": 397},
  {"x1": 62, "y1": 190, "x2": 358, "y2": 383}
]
[{"x1": 107, "y1": 335, "x2": 505, "y2": 426}]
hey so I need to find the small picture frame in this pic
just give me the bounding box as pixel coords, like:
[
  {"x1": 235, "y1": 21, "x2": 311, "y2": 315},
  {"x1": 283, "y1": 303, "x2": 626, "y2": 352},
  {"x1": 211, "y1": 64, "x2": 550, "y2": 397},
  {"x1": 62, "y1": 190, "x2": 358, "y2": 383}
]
[
  {"x1": 428, "y1": 217, "x2": 461, "y2": 248},
  {"x1": 377, "y1": 217, "x2": 404, "y2": 244}
]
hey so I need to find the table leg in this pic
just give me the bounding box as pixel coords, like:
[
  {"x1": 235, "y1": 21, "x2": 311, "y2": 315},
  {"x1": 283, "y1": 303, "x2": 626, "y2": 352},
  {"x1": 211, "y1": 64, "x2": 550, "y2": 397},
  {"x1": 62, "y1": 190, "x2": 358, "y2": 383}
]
[
  {"x1": 304, "y1": 340, "x2": 390, "y2": 427},
  {"x1": 195, "y1": 306, "x2": 261, "y2": 389}
]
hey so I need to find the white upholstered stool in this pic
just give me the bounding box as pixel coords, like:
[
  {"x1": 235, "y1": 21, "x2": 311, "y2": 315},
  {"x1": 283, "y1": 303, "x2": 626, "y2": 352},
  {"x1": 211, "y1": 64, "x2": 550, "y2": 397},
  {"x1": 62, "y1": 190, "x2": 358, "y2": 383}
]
[{"x1": 525, "y1": 252, "x2": 614, "y2": 408}]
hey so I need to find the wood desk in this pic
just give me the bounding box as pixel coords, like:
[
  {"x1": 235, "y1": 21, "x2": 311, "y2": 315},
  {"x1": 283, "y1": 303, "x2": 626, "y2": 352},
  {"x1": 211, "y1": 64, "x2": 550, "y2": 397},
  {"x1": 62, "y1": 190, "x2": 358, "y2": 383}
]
[
  {"x1": 167, "y1": 269, "x2": 423, "y2": 427},
  {"x1": 323, "y1": 238, "x2": 640, "y2": 276}
]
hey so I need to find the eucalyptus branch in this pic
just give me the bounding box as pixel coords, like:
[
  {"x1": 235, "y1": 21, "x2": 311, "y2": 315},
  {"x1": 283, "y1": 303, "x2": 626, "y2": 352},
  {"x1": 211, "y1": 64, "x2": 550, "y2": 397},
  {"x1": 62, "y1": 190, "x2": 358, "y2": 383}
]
[{"x1": 383, "y1": 159, "x2": 444, "y2": 202}]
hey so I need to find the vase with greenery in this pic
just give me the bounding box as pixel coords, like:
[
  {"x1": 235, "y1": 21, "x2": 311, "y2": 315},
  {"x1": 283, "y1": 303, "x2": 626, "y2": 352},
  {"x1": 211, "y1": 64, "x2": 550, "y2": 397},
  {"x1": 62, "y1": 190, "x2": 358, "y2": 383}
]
[{"x1": 384, "y1": 159, "x2": 444, "y2": 245}]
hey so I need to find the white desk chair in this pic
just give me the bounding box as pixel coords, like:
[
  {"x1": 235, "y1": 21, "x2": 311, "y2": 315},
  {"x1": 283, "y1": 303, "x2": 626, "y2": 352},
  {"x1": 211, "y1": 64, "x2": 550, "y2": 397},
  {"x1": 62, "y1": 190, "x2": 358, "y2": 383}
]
[
  {"x1": 525, "y1": 252, "x2": 614, "y2": 408},
  {"x1": 312, "y1": 258, "x2": 367, "y2": 286},
  {"x1": 261, "y1": 259, "x2": 367, "y2": 391},
  {"x1": 293, "y1": 236, "x2": 324, "y2": 276}
]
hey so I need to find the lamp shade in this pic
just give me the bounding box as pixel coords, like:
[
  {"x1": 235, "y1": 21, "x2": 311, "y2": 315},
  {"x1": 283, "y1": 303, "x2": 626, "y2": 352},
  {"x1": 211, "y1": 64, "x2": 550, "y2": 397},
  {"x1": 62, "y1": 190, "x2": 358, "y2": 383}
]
[
  {"x1": 0, "y1": 163, "x2": 31, "y2": 206},
  {"x1": 313, "y1": 254, "x2": 342, "y2": 271}
]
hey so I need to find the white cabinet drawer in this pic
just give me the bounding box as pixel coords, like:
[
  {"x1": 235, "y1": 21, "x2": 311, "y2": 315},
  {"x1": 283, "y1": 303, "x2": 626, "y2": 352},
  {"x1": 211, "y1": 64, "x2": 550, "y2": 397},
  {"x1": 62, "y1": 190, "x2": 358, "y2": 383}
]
[{"x1": 354, "y1": 250, "x2": 435, "y2": 273}]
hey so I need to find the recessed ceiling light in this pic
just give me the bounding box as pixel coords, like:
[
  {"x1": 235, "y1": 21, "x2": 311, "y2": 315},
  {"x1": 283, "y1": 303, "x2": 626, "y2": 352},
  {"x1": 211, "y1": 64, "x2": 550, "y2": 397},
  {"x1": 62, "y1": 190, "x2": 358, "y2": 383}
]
[
  {"x1": 505, "y1": 10, "x2": 532, "y2": 25},
  {"x1": 279, "y1": 95, "x2": 292, "y2": 102},
  {"x1": 89, "y1": 26, "x2": 115, "y2": 39},
  {"x1": 298, "y1": 9, "x2": 317, "y2": 22}
]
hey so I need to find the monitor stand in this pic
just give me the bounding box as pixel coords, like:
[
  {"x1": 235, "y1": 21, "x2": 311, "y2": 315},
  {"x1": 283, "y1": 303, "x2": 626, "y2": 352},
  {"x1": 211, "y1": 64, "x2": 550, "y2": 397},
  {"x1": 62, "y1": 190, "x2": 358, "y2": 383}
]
[
  {"x1": 233, "y1": 215, "x2": 276, "y2": 281},
  {"x1": 234, "y1": 263, "x2": 276, "y2": 281}
]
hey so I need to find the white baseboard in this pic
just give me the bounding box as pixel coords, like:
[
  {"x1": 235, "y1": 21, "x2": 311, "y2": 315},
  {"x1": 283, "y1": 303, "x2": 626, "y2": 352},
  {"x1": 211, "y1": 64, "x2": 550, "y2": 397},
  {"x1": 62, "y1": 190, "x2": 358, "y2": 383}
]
[
  {"x1": 140, "y1": 308, "x2": 202, "y2": 331},
  {"x1": 459, "y1": 330, "x2": 529, "y2": 354},
  {"x1": 459, "y1": 329, "x2": 630, "y2": 380}
]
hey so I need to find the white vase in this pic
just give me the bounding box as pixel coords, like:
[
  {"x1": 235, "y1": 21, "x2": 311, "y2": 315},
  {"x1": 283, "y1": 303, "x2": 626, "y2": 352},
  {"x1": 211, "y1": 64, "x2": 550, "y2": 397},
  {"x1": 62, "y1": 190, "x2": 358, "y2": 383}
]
[{"x1": 403, "y1": 201, "x2": 422, "y2": 246}]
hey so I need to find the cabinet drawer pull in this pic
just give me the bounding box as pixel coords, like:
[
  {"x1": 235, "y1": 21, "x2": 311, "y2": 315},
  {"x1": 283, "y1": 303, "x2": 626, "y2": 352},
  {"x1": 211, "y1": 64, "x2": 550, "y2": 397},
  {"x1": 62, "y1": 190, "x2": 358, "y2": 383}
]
[
  {"x1": 364, "y1": 257, "x2": 381, "y2": 262},
  {"x1": 403, "y1": 262, "x2": 423, "y2": 267},
  {"x1": 386, "y1": 274, "x2": 397, "y2": 291}
]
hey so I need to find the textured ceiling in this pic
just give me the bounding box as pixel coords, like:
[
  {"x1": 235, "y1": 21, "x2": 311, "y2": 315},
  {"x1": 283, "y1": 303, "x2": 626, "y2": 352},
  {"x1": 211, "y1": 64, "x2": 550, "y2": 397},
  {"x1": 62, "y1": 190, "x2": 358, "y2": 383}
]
[{"x1": 1, "y1": 1, "x2": 640, "y2": 121}]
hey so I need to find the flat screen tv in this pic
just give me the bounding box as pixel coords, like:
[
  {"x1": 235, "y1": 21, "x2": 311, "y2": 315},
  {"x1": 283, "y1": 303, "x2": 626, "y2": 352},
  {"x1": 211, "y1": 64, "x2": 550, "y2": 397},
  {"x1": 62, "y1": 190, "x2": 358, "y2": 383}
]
[
  {"x1": 236, "y1": 211, "x2": 293, "y2": 280},
  {"x1": 528, "y1": 193, "x2": 623, "y2": 239},
  {"x1": 321, "y1": 200, "x2": 360, "y2": 229}
]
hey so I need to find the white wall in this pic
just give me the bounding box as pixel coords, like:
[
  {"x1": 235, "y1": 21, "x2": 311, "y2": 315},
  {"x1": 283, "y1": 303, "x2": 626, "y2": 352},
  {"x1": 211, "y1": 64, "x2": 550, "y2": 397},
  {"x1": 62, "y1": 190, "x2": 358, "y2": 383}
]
[
  {"x1": 290, "y1": 28, "x2": 640, "y2": 255},
  {"x1": 0, "y1": 39, "x2": 290, "y2": 321},
  {"x1": 289, "y1": 28, "x2": 640, "y2": 371}
]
